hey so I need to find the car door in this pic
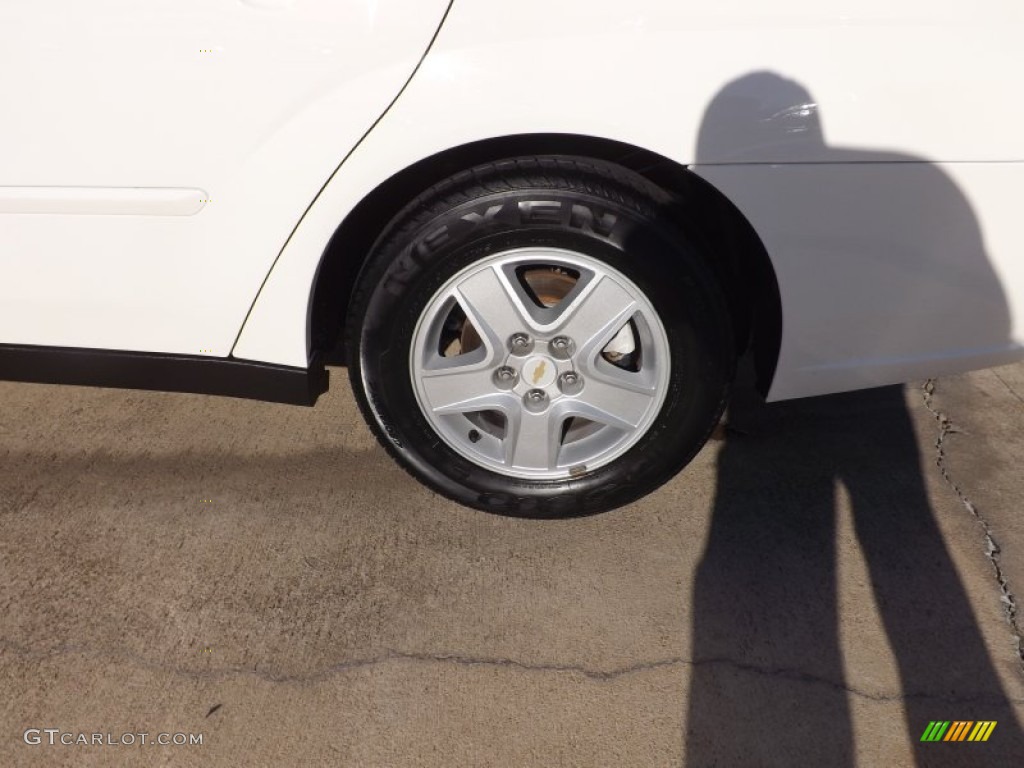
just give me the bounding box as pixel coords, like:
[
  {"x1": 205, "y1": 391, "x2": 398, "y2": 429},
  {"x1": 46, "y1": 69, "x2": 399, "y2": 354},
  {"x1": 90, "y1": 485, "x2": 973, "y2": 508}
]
[{"x1": 0, "y1": 0, "x2": 449, "y2": 357}]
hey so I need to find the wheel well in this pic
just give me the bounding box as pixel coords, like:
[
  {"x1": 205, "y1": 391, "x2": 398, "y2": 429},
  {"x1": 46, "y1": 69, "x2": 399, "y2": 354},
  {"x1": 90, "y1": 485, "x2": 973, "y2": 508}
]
[{"x1": 311, "y1": 133, "x2": 781, "y2": 395}]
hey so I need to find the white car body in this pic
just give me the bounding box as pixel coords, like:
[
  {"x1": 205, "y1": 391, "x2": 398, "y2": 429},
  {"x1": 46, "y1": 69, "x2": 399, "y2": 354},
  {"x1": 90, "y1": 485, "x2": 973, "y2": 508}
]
[{"x1": 1, "y1": 0, "x2": 1022, "y2": 401}]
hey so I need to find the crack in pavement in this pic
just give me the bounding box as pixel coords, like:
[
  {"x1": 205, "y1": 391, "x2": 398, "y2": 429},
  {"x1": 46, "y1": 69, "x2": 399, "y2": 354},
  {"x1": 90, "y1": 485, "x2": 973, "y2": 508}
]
[
  {"x1": 992, "y1": 370, "x2": 1024, "y2": 406},
  {"x1": 922, "y1": 379, "x2": 1024, "y2": 673},
  {"x1": 2, "y1": 637, "x2": 1021, "y2": 706}
]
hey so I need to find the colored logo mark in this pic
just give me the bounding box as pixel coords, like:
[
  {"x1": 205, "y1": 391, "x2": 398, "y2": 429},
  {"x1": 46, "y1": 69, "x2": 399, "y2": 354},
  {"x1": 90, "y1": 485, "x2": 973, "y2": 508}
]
[
  {"x1": 531, "y1": 360, "x2": 547, "y2": 385},
  {"x1": 920, "y1": 721, "x2": 997, "y2": 742}
]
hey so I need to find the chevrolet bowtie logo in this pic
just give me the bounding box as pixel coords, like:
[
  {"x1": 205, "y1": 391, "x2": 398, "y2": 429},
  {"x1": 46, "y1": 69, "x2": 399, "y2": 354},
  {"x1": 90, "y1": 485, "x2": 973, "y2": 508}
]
[{"x1": 531, "y1": 360, "x2": 548, "y2": 385}]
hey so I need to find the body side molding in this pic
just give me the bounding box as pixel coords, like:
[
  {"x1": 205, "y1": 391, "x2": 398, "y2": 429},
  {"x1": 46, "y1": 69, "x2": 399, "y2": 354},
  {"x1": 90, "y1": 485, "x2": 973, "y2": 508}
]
[{"x1": 0, "y1": 187, "x2": 207, "y2": 216}]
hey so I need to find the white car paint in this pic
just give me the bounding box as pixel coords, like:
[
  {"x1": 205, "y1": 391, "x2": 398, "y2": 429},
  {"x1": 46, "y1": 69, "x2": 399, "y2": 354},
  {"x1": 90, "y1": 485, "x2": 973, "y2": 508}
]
[
  {"x1": 233, "y1": 0, "x2": 1024, "y2": 399},
  {"x1": 697, "y1": 161, "x2": 1024, "y2": 399},
  {"x1": 2, "y1": 1, "x2": 1022, "y2": 401},
  {"x1": 0, "y1": 0, "x2": 450, "y2": 355}
]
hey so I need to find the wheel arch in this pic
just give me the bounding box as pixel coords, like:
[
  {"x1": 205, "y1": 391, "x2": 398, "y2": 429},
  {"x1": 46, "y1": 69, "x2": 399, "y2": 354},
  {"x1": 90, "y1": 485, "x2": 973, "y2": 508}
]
[{"x1": 310, "y1": 133, "x2": 782, "y2": 395}]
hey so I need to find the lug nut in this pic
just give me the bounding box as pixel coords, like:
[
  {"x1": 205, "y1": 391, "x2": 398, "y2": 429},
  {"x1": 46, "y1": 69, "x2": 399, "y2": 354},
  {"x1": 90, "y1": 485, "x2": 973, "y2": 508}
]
[
  {"x1": 523, "y1": 388, "x2": 548, "y2": 412},
  {"x1": 509, "y1": 333, "x2": 533, "y2": 355},
  {"x1": 550, "y1": 336, "x2": 574, "y2": 359},
  {"x1": 493, "y1": 365, "x2": 518, "y2": 388},
  {"x1": 558, "y1": 371, "x2": 583, "y2": 395}
]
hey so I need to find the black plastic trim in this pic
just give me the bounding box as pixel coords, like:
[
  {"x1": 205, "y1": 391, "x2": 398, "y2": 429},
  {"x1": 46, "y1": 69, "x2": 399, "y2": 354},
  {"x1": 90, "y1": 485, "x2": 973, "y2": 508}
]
[{"x1": 0, "y1": 345, "x2": 328, "y2": 406}]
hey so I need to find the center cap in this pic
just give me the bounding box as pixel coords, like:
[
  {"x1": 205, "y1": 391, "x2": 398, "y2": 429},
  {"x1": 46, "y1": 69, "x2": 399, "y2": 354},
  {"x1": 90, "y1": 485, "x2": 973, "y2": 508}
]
[{"x1": 523, "y1": 355, "x2": 557, "y2": 388}]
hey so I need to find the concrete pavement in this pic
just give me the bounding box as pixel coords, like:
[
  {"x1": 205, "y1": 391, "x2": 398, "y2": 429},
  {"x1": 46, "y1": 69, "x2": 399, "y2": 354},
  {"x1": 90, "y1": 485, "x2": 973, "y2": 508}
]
[{"x1": 1, "y1": 363, "x2": 1022, "y2": 767}]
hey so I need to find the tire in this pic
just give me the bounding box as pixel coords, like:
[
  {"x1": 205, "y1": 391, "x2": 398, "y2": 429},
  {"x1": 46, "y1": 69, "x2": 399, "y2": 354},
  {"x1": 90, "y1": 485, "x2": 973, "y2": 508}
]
[{"x1": 347, "y1": 156, "x2": 734, "y2": 517}]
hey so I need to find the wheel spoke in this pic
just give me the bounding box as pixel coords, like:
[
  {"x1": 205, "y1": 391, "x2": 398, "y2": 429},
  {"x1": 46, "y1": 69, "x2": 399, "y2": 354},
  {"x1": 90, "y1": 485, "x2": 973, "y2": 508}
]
[
  {"x1": 572, "y1": 371, "x2": 659, "y2": 429},
  {"x1": 505, "y1": 408, "x2": 560, "y2": 471},
  {"x1": 455, "y1": 265, "x2": 533, "y2": 348},
  {"x1": 410, "y1": 247, "x2": 671, "y2": 480},
  {"x1": 557, "y1": 275, "x2": 638, "y2": 354},
  {"x1": 419, "y1": 365, "x2": 510, "y2": 414}
]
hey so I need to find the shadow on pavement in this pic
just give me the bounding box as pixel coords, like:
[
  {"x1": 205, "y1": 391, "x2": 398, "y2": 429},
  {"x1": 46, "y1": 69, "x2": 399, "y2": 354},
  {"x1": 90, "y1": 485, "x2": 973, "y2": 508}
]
[
  {"x1": 685, "y1": 71, "x2": 1021, "y2": 767},
  {"x1": 685, "y1": 377, "x2": 1023, "y2": 766}
]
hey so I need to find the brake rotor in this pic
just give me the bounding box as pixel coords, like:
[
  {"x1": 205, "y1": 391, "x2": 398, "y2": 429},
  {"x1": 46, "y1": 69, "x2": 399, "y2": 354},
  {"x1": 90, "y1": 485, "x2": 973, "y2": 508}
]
[{"x1": 522, "y1": 267, "x2": 578, "y2": 308}]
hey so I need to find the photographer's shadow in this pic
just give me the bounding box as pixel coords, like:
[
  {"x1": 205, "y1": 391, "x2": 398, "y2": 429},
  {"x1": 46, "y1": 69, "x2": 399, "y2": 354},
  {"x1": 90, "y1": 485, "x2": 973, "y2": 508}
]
[{"x1": 684, "y1": 74, "x2": 1022, "y2": 766}]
